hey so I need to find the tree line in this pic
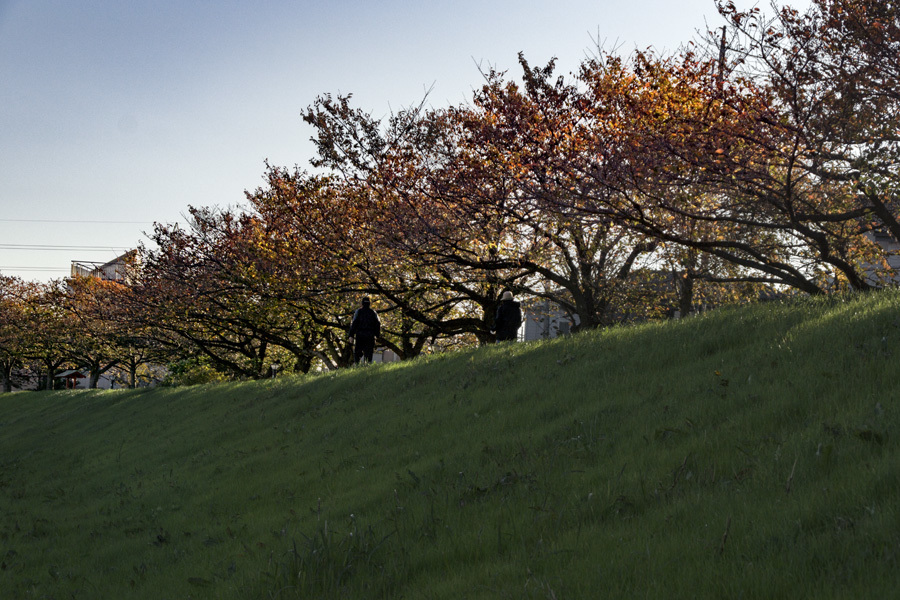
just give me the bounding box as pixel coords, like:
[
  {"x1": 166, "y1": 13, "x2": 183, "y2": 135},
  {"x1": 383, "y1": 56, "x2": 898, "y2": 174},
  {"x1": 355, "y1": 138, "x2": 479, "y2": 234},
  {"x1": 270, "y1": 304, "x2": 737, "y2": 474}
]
[{"x1": 2, "y1": 0, "x2": 899, "y2": 389}]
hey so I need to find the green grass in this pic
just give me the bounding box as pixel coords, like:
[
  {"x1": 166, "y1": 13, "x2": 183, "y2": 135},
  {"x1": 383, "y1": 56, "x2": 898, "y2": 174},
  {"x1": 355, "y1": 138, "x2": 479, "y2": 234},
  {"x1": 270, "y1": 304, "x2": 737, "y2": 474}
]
[{"x1": 2, "y1": 291, "x2": 900, "y2": 599}]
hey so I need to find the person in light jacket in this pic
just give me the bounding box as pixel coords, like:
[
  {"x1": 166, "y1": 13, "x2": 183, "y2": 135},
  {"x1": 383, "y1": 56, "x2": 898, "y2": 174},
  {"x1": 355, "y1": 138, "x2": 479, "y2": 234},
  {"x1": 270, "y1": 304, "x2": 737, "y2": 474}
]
[{"x1": 492, "y1": 291, "x2": 522, "y2": 342}]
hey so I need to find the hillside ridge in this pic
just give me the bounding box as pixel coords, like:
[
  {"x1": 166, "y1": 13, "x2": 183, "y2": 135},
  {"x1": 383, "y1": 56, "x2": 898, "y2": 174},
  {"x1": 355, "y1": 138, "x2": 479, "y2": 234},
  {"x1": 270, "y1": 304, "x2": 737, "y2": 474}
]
[{"x1": 2, "y1": 291, "x2": 899, "y2": 599}]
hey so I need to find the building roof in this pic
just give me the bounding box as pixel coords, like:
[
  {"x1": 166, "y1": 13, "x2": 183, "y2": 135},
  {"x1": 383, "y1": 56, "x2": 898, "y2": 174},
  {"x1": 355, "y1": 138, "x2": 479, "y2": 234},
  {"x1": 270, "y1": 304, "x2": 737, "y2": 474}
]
[{"x1": 55, "y1": 369, "x2": 86, "y2": 379}]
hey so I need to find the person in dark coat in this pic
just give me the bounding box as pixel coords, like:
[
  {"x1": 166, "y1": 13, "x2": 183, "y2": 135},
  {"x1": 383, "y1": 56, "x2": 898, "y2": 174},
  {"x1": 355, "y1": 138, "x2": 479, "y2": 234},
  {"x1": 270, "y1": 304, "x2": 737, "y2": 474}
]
[
  {"x1": 349, "y1": 296, "x2": 381, "y2": 364},
  {"x1": 492, "y1": 290, "x2": 522, "y2": 342}
]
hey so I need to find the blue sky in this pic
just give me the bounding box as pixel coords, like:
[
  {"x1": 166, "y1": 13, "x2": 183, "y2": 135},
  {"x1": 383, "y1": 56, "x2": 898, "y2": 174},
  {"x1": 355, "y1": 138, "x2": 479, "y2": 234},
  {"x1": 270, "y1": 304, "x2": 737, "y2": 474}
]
[{"x1": 0, "y1": 0, "x2": 805, "y2": 281}]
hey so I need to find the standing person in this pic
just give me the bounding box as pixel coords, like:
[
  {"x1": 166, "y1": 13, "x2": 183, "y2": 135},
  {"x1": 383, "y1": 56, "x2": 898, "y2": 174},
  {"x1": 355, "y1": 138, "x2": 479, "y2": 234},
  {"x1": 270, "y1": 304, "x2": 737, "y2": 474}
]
[
  {"x1": 349, "y1": 296, "x2": 381, "y2": 364},
  {"x1": 492, "y1": 290, "x2": 522, "y2": 342}
]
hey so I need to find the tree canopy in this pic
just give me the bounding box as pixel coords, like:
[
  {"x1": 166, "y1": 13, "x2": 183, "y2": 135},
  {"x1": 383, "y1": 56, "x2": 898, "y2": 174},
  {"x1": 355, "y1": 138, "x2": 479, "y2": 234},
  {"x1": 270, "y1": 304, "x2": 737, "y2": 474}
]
[{"x1": 3, "y1": 0, "x2": 898, "y2": 387}]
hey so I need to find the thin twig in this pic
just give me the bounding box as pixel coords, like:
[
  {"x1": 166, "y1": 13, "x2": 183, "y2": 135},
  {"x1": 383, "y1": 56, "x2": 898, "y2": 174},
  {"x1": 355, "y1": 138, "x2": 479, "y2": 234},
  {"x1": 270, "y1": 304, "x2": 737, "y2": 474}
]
[
  {"x1": 785, "y1": 456, "x2": 798, "y2": 494},
  {"x1": 718, "y1": 516, "x2": 732, "y2": 556}
]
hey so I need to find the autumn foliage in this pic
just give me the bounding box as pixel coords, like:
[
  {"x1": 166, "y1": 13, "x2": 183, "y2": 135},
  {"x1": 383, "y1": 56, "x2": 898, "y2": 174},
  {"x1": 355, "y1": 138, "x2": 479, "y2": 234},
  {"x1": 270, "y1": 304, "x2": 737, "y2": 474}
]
[{"x1": 2, "y1": 0, "x2": 899, "y2": 386}]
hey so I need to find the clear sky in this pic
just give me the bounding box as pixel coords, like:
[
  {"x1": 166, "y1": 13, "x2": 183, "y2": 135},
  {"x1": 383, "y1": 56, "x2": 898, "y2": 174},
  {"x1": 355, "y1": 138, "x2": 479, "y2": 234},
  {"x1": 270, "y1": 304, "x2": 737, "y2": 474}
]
[{"x1": 0, "y1": 0, "x2": 806, "y2": 282}]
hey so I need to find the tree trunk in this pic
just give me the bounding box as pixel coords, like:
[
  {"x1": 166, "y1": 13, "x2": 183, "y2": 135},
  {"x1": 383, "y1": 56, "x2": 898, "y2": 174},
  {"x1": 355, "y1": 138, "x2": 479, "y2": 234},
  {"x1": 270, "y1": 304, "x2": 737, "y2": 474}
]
[
  {"x1": 676, "y1": 271, "x2": 695, "y2": 319},
  {"x1": 123, "y1": 355, "x2": 138, "y2": 388},
  {"x1": 41, "y1": 357, "x2": 69, "y2": 391},
  {"x1": 1, "y1": 361, "x2": 13, "y2": 393},
  {"x1": 45, "y1": 363, "x2": 58, "y2": 391},
  {"x1": 129, "y1": 362, "x2": 137, "y2": 388}
]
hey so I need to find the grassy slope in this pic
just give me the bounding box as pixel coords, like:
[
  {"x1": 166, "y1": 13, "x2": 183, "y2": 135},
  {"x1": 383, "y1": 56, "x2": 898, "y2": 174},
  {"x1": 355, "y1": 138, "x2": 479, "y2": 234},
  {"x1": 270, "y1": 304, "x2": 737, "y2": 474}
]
[{"x1": 2, "y1": 292, "x2": 899, "y2": 599}]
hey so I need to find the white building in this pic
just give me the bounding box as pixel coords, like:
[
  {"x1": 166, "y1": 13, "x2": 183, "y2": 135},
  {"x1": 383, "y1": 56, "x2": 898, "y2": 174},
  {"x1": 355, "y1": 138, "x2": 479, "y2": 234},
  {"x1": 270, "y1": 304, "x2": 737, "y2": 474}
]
[
  {"x1": 70, "y1": 249, "x2": 139, "y2": 283},
  {"x1": 865, "y1": 230, "x2": 900, "y2": 286},
  {"x1": 521, "y1": 300, "x2": 575, "y2": 341}
]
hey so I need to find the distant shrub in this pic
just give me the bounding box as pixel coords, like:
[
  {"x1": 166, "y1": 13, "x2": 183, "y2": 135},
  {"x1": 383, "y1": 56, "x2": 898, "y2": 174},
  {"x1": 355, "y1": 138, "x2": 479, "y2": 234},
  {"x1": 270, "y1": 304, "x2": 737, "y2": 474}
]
[{"x1": 160, "y1": 357, "x2": 229, "y2": 387}]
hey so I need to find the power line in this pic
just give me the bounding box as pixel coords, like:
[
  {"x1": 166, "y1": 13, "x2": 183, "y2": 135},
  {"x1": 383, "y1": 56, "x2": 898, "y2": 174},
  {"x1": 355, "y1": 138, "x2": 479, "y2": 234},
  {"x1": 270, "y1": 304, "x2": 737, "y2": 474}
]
[
  {"x1": 0, "y1": 266, "x2": 69, "y2": 271},
  {"x1": 0, "y1": 244, "x2": 134, "y2": 251},
  {"x1": 0, "y1": 218, "x2": 153, "y2": 224}
]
